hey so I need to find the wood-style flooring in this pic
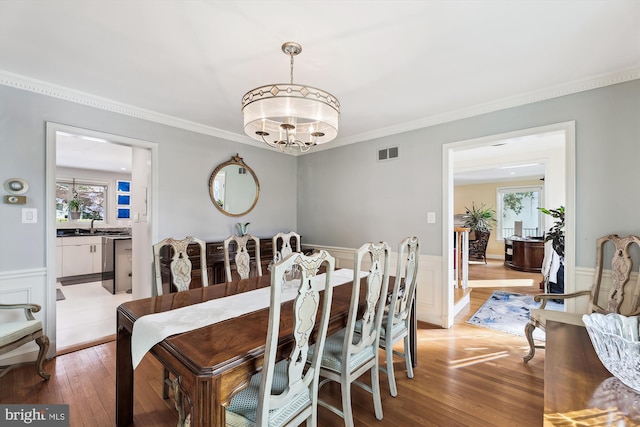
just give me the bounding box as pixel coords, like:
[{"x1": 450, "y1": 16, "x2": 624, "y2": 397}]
[{"x1": 0, "y1": 260, "x2": 547, "y2": 426}]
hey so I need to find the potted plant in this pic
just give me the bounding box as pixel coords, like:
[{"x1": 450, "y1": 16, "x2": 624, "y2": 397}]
[
  {"x1": 539, "y1": 206, "x2": 565, "y2": 258},
  {"x1": 462, "y1": 202, "x2": 497, "y2": 235},
  {"x1": 539, "y1": 206, "x2": 565, "y2": 295},
  {"x1": 462, "y1": 203, "x2": 497, "y2": 263},
  {"x1": 68, "y1": 197, "x2": 82, "y2": 220}
]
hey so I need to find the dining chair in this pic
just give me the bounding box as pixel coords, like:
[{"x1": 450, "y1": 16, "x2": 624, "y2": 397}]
[
  {"x1": 0, "y1": 303, "x2": 50, "y2": 381},
  {"x1": 225, "y1": 250, "x2": 336, "y2": 426},
  {"x1": 223, "y1": 234, "x2": 262, "y2": 282},
  {"x1": 272, "y1": 231, "x2": 301, "y2": 259},
  {"x1": 152, "y1": 236, "x2": 209, "y2": 425},
  {"x1": 379, "y1": 236, "x2": 420, "y2": 397},
  {"x1": 309, "y1": 241, "x2": 391, "y2": 427},
  {"x1": 524, "y1": 234, "x2": 640, "y2": 362},
  {"x1": 153, "y1": 236, "x2": 209, "y2": 296}
]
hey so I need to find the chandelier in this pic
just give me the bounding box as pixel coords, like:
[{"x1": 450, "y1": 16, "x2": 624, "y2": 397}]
[{"x1": 241, "y1": 42, "x2": 340, "y2": 153}]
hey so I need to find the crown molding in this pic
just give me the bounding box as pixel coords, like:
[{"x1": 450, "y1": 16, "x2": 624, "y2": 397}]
[
  {"x1": 318, "y1": 66, "x2": 640, "y2": 152},
  {"x1": 2, "y1": 67, "x2": 638, "y2": 155},
  {"x1": 0, "y1": 69, "x2": 263, "y2": 148}
]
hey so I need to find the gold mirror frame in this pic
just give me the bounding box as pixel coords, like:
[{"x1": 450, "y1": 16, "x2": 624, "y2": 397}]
[{"x1": 209, "y1": 154, "x2": 260, "y2": 217}]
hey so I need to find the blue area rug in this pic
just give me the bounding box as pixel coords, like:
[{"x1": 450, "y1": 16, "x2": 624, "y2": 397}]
[{"x1": 467, "y1": 290, "x2": 564, "y2": 341}]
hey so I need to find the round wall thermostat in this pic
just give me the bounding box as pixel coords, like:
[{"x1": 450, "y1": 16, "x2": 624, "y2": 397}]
[{"x1": 4, "y1": 178, "x2": 29, "y2": 195}]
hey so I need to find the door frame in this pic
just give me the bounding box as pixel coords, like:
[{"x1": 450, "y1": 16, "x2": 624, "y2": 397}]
[
  {"x1": 441, "y1": 121, "x2": 576, "y2": 327},
  {"x1": 45, "y1": 122, "x2": 158, "y2": 354}
]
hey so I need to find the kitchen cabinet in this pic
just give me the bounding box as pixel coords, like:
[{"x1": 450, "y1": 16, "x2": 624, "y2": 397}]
[{"x1": 59, "y1": 236, "x2": 104, "y2": 277}]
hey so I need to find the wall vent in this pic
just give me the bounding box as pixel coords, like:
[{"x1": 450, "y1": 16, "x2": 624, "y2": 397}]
[{"x1": 378, "y1": 147, "x2": 399, "y2": 161}]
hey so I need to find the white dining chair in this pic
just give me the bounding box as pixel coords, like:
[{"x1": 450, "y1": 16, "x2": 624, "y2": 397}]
[
  {"x1": 152, "y1": 235, "x2": 209, "y2": 425},
  {"x1": 272, "y1": 231, "x2": 301, "y2": 259},
  {"x1": 379, "y1": 236, "x2": 420, "y2": 397},
  {"x1": 225, "y1": 250, "x2": 336, "y2": 426},
  {"x1": 153, "y1": 236, "x2": 209, "y2": 296},
  {"x1": 223, "y1": 234, "x2": 262, "y2": 282},
  {"x1": 309, "y1": 241, "x2": 391, "y2": 427}
]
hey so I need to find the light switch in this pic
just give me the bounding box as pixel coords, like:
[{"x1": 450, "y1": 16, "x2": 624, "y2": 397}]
[
  {"x1": 427, "y1": 212, "x2": 436, "y2": 224},
  {"x1": 22, "y1": 208, "x2": 37, "y2": 223}
]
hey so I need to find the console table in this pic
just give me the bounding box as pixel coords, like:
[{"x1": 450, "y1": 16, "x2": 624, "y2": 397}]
[{"x1": 504, "y1": 237, "x2": 544, "y2": 272}]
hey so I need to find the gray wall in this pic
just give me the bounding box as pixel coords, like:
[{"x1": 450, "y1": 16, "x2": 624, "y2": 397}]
[
  {"x1": 298, "y1": 80, "x2": 640, "y2": 267},
  {"x1": 2, "y1": 80, "x2": 639, "y2": 272},
  {"x1": 0, "y1": 85, "x2": 297, "y2": 271}
]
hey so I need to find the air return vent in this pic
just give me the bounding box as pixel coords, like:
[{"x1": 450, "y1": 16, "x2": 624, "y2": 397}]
[{"x1": 378, "y1": 146, "x2": 399, "y2": 161}]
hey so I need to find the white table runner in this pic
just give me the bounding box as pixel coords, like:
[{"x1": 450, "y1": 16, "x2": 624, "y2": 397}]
[{"x1": 131, "y1": 268, "x2": 361, "y2": 368}]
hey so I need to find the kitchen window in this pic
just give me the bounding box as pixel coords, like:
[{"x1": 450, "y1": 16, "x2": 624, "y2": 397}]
[{"x1": 56, "y1": 180, "x2": 107, "y2": 222}]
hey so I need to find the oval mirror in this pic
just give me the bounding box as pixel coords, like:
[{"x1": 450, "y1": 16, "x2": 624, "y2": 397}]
[{"x1": 209, "y1": 154, "x2": 260, "y2": 217}]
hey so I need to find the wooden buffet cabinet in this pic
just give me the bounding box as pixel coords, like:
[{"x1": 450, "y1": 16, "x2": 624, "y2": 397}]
[
  {"x1": 157, "y1": 237, "x2": 299, "y2": 294},
  {"x1": 504, "y1": 237, "x2": 545, "y2": 272}
]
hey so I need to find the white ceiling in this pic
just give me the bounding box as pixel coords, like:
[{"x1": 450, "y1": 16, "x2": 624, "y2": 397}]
[{"x1": 2, "y1": 1, "x2": 639, "y2": 175}]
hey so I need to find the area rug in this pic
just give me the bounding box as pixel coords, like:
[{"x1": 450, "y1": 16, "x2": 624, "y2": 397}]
[
  {"x1": 467, "y1": 290, "x2": 563, "y2": 341},
  {"x1": 468, "y1": 279, "x2": 534, "y2": 288}
]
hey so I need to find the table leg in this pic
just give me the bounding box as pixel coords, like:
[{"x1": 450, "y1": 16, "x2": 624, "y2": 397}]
[{"x1": 116, "y1": 314, "x2": 134, "y2": 427}]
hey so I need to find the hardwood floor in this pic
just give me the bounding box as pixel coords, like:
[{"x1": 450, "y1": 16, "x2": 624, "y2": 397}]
[{"x1": 0, "y1": 260, "x2": 547, "y2": 426}]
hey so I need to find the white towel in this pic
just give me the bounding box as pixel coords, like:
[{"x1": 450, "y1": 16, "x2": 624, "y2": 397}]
[{"x1": 131, "y1": 268, "x2": 364, "y2": 368}]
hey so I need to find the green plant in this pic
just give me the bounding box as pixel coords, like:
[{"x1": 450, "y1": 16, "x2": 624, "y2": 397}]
[
  {"x1": 462, "y1": 203, "x2": 497, "y2": 233},
  {"x1": 539, "y1": 206, "x2": 565, "y2": 258},
  {"x1": 67, "y1": 197, "x2": 82, "y2": 212}
]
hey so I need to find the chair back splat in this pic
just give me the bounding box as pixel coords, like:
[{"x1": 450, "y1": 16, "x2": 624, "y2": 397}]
[
  {"x1": 225, "y1": 250, "x2": 336, "y2": 427},
  {"x1": 380, "y1": 236, "x2": 420, "y2": 397},
  {"x1": 223, "y1": 234, "x2": 262, "y2": 282},
  {"x1": 311, "y1": 241, "x2": 391, "y2": 426},
  {"x1": 153, "y1": 236, "x2": 209, "y2": 296},
  {"x1": 272, "y1": 231, "x2": 301, "y2": 260}
]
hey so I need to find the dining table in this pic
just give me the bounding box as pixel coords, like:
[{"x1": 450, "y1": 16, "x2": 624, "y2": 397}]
[{"x1": 115, "y1": 270, "x2": 417, "y2": 427}]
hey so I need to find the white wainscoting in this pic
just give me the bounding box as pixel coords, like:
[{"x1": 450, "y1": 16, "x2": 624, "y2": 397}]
[
  {"x1": 305, "y1": 244, "x2": 445, "y2": 327},
  {"x1": 0, "y1": 268, "x2": 52, "y2": 365}
]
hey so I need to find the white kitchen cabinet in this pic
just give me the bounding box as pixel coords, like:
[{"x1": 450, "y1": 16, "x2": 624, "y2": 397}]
[
  {"x1": 56, "y1": 238, "x2": 63, "y2": 278},
  {"x1": 60, "y1": 236, "x2": 104, "y2": 277}
]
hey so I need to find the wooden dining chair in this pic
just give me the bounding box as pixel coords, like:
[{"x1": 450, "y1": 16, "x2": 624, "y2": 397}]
[
  {"x1": 379, "y1": 236, "x2": 420, "y2": 397},
  {"x1": 309, "y1": 241, "x2": 391, "y2": 427},
  {"x1": 272, "y1": 231, "x2": 301, "y2": 259},
  {"x1": 225, "y1": 250, "x2": 336, "y2": 426},
  {"x1": 0, "y1": 303, "x2": 50, "y2": 381},
  {"x1": 152, "y1": 236, "x2": 209, "y2": 425},
  {"x1": 524, "y1": 234, "x2": 640, "y2": 363},
  {"x1": 223, "y1": 234, "x2": 262, "y2": 282}
]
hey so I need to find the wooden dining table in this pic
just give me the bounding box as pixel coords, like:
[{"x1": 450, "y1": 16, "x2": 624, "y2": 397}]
[{"x1": 115, "y1": 272, "x2": 417, "y2": 427}]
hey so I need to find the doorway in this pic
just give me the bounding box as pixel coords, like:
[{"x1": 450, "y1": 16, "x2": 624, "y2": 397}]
[
  {"x1": 442, "y1": 121, "x2": 576, "y2": 328},
  {"x1": 45, "y1": 122, "x2": 157, "y2": 353}
]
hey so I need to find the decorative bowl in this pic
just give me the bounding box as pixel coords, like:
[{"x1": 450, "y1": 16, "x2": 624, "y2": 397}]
[{"x1": 582, "y1": 312, "x2": 640, "y2": 392}]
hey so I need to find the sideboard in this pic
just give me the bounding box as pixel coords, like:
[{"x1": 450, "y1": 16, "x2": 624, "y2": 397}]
[{"x1": 157, "y1": 237, "x2": 293, "y2": 294}]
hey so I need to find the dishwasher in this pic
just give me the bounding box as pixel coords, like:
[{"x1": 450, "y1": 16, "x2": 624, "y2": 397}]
[{"x1": 102, "y1": 236, "x2": 132, "y2": 294}]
